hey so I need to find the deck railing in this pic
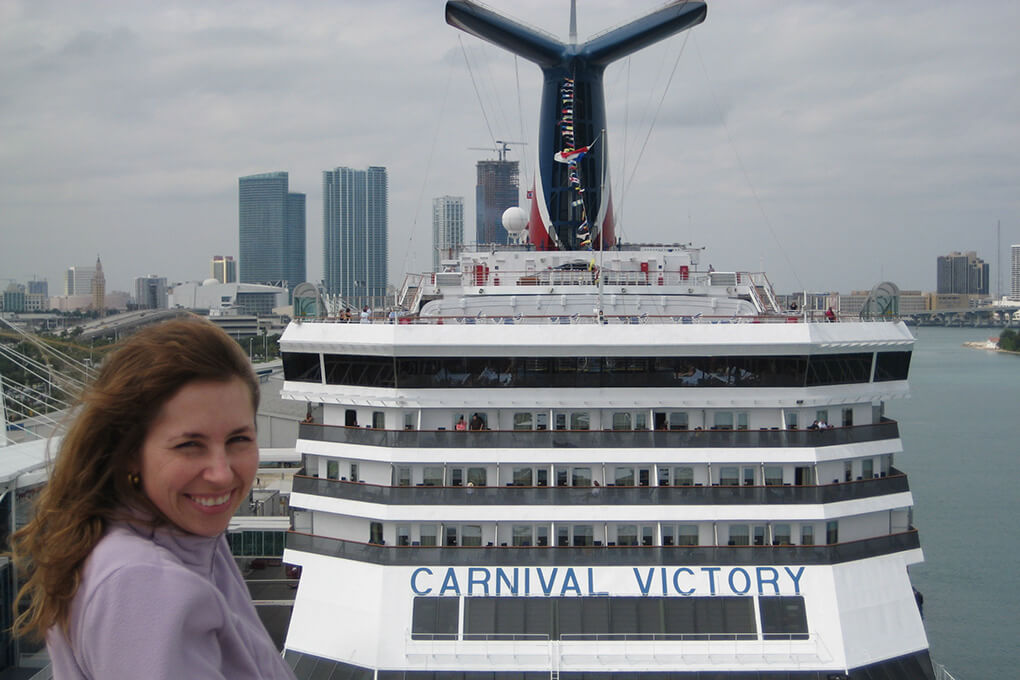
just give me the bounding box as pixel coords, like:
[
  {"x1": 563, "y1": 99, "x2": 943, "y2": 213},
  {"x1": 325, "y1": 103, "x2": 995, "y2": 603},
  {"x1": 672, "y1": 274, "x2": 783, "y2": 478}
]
[
  {"x1": 292, "y1": 471, "x2": 909, "y2": 507},
  {"x1": 284, "y1": 530, "x2": 922, "y2": 567},
  {"x1": 298, "y1": 420, "x2": 900, "y2": 450}
]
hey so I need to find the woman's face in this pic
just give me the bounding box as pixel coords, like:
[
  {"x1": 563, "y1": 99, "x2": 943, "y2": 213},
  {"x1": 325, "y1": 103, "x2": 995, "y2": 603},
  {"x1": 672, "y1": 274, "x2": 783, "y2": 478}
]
[{"x1": 137, "y1": 378, "x2": 258, "y2": 537}]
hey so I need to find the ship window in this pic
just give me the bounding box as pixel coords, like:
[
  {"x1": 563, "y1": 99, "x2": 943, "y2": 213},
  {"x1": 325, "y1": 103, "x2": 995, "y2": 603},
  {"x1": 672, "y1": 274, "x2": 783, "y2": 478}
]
[
  {"x1": 677, "y1": 525, "x2": 699, "y2": 546},
  {"x1": 634, "y1": 412, "x2": 648, "y2": 430},
  {"x1": 844, "y1": 461, "x2": 853, "y2": 482},
  {"x1": 616, "y1": 525, "x2": 638, "y2": 546},
  {"x1": 411, "y1": 597, "x2": 458, "y2": 640},
  {"x1": 713, "y1": 412, "x2": 733, "y2": 430},
  {"x1": 349, "y1": 463, "x2": 359, "y2": 483},
  {"x1": 669, "y1": 412, "x2": 688, "y2": 430},
  {"x1": 512, "y1": 525, "x2": 533, "y2": 547},
  {"x1": 445, "y1": 526, "x2": 458, "y2": 547},
  {"x1": 743, "y1": 467, "x2": 756, "y2": 486},
  {"x1": 765, "y1": 466, "x2": 783, "y2": 486},
  {"x1": 397, "y1": 526, "x2": 410, "y2": 547},
  {"x1": 662, "y1": 525, "x2": 674, "y2": 546},
  {"x1": 736, "y1": 412, "x2": 749, "y2": 430},
  {"x1": 513, "y1": 412, "x2": 533, "y2": 430},
  {"x1": 535, "y1": 413, "x2": 548, "y2": 430},
  {"x1": 774, "y1": 524, "x2": 792, "y2": 545},
  {"x1": 404, "y1": 412, "x2": 415, "y2": 430},
  {"x1": 460, "y1": 526, "x2": 482, "y2": 547},
  {"x1": 467, "y1": 467, "x2": 487, "y2": 486},
  {"x1": 557, "y1": 526, "x2": 569, "y2": 547},
  {"x1": 554, "y1": 413, "x2": 568, "y2": 430},
  {"x1": 816, "y1": 409, "x2": 829, "y2": 425},
  {"x1": 571, "y1": 467, "x2": 592, "y2": 486},
  {"x1": 862, "y1": 459, "x2": 874, "y2": 479},
  {"x1": 281, "y1": 352, "x2": 322, "y2": 383},
  {"x1": 570, "y1": 412, "x2": 590, "y2": 430},
  {"x1": 423, "y1": 467, "x2": 443, "y2": 486},
  {"x1": 326, "y1": 460, "x2": 339, "y2": 480},
  {"x1": 572, "y1": 525, "x2": 593, "y2": 547},
  {"x1": 728, "y1": 524, "x2": 749, "y2": 546},
  {"x1": 658, "y1": 467, "x2": 670, "y2": 486},
  {"x1": 662, "y1": 597, "x2": 756, "y2": 639},
  {"x1": 801, "y1": 525, "x2": 815, "y2": 546},
  {"x1": 555, "y1": 467, "x2": 568, "y2": 487},
  {"x1": 674, "y1": 466, "x2": 694, "y2": 486},
  {"x1": 753, "y1": 525, "x2": 767, "y2": 546},
  {"x1": 641, "y1": 526, "x2": 654, "y2": 546},
  {"x1": 826, "y1": 520, "x2": 839, "y2": 544},
  {"x1": 369, "y1": 522, "x2": 383, "y2": 545},
  {"x1": 612, "y1": 412, "x2": 632, "y2": 430},
  {"x1": 787, "y1": 412, "x2": 799, "y2": 429},
  {"x1": 395, "y1": 466, "x2": 411, "y2": 487},
  {"x1": 874, "y1": 351, "x2": 911, "y2": 382},
  {"x1": 536, "y1": 525, "x2": 549, "y2": 547},
  {"x1": 719, "y1": 467, "x2": 739, "y2": 486},
  {"x1": 806, "y1": 353, "x2": 873, "y2": 386},
  {"x1": 759, "y1": 596, "x2": 809, "y2": 640},
  {"x1": 512, "y1": 467, "x2": 533, "y2": 486},
  {"x1": 450, "y1": 468, "x2": 463, "y2": 487},
  {"x1": 613, "y1": 467, "x2": 634, "y2": 486},
  {"x1": 420, "y1": 525, "x2": 437, "y2": 547},
  {"x1": 372, "y1": 411, "x2": 385, "y2": 429}
]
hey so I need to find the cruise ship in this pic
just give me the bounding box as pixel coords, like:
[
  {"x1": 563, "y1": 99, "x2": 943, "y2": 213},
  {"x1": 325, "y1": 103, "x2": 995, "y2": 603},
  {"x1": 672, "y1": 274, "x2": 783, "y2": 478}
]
[{"x1": 279, "y1": 2, "x2": 936, "y2": 679}]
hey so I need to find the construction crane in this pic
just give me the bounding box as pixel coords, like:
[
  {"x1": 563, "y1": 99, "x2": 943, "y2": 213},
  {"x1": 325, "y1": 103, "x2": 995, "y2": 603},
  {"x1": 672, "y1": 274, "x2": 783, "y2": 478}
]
[{"x1": 467, "y1": 140, "x2": 527, "y2": 162}]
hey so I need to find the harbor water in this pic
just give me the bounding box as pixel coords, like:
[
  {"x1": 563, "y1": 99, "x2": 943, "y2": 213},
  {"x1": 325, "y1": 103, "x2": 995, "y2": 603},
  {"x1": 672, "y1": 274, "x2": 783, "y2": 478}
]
[{"x1": 890, "y1": 326, "x2": 1018, "y2": 678}]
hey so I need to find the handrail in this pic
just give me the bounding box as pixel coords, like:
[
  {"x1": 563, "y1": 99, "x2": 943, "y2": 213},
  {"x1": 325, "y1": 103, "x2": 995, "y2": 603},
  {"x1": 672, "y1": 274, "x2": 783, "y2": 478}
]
[
  {"x1": 284, "y1": 530, "x2": 922, "y2": 566},
  {"x1": 298, "y1": 420, "x2": 901, "y2": 449},
  {"x1": 292, "y1": 471, "x2": 910, "y2": 506},
  {"x1": 293, "y1": 311, "x2": 888, "y2": 325}
]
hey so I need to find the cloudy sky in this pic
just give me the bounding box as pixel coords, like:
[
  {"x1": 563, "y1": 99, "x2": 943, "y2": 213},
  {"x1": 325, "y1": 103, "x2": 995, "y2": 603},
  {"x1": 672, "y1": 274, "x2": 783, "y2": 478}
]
[{"x1": 1, "y1": 0, "x2": 1017, "y2": 296}]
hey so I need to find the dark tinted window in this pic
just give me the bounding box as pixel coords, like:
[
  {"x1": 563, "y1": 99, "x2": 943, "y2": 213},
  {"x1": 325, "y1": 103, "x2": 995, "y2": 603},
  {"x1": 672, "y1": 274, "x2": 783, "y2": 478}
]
[
  {"x1": 874, "y1": 351, "x2": 911, "y2": 382},
  {"x1": 806, "y1": 353, "x2": 873, "y2": 386},
  {"x1": 412, "y1": 596, "x2": 458, "y2": 640},
  {"x1": 759, "y1": 596, "x2": 809, "y2": 640},
  {"x1": 282, "y1": 352, "x2": 322, "y2": 383}
]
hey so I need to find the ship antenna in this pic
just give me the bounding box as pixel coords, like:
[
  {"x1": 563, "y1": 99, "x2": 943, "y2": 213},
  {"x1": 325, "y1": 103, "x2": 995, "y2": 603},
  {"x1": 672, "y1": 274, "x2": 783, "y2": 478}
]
[{"x1": 569, "y1": 0, "x2": 577, "y2": 44}]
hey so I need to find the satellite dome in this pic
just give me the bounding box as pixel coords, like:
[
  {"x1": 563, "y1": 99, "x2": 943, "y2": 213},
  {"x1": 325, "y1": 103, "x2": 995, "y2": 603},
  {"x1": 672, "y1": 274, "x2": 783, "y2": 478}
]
[
  {"x1": 501, "y1": 206, "x2": 528, "y2": 234},
  {"x1": 202, "y1": 278, "x2": 220, "y2": 286}
]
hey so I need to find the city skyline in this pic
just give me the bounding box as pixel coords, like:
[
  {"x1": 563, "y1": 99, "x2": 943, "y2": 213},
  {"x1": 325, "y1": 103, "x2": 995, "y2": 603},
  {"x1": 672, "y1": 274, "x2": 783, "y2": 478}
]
[{"x1": 1, "y1": 1, "x2": 1017, "y2": 295}]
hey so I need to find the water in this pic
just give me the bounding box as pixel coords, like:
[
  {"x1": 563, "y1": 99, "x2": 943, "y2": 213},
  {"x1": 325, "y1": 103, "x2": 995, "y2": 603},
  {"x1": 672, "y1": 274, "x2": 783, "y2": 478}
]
[{"x1": 889, "y1": 327, "x2": 1018, "y2": 678}]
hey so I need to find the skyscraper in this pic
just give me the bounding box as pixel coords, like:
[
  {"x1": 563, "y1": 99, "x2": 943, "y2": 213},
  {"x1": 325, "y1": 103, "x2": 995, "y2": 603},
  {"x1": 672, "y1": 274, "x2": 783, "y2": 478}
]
[
  {"x1": 238, "y1": 172, "x2": 306, "y2": 297},
  {"x1": 64, "y1": 265, "x2": 96, "y2": 296},
  {"x1": 936, "y1": 251, "x2": 988, "y2": 295},
  {"x1": 1011, "y1": 244, "x2": 1020, "y2": 301},
  {"x1": 475, "y1": 159, "x2": 518, "y2": 245},
  {"x1": 322, "y1": 166, "x2": 388, "y2": 304},
  {"x1": 211, "y1": 255, "x2": 237, "y2": 284},
  {"x1": 432, "y1": 196, "x2": 465, "y2": 272},
  {"x1": 134, "y1": 275, "x2": 168, "y2": 309}
]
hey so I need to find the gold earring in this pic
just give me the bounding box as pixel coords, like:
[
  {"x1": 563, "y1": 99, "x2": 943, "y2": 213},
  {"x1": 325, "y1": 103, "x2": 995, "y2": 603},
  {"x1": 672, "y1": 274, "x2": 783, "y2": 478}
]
[{"x1": 128, "y1": 472, "x2": 140, "y2": 487}]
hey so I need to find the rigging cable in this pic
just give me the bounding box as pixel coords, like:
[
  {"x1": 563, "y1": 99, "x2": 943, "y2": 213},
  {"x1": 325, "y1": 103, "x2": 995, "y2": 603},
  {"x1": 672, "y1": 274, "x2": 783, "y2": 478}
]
[
  {"x1": 691, "y1": 33, "x2": 805, "y2": 292},
  {"x1": 459, "y1": 35, "x2": 498, "y2": 148}
]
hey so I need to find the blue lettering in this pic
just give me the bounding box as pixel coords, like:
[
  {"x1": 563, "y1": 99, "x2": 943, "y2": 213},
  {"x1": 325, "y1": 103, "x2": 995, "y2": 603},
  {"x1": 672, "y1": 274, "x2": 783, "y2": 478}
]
[
  {"x1": 560, "y1": 569, "x2": 581, "y2": 596},
  {"x1": 537, "y1": 568, "x2": 559, "y2": 595},
  {"x1": 728, "y1": 567, "x2": 751, "y2": 595},
  {"x1": 784, "y1": 566, "x2": 805, "y2": 595},
  {"x1": 439, "y1": 568, "x2": 461, "y2": 596},
  {"x1": 661, "y1": 568, "x2": 668, "y2": 596},
  {"x1": 633, "y1": 568, "x2": 655, "y2": 596},
  {"x1": 411, "y1": 567, "x2": 433, "y2": 595},
  {"x1": 702, "y1": 567, "x2": 721, "y2": 595},
  {"x1": 756, "y1": 567, "x2": 780, "y2": 595},
  {"x1": 496, "y1": 568, "x2": 519, "y2": 595},
  {"x1": 587, "y1": 568, "x2": 595, "y2": 595},
  {"x1": 468, "y1": 568, "x2": 490, "y2": 595},
  {"x1": 525, "y1": 568, "x2": 531, "y2": 595},
  {"x1": 672, "y1": 567, "x2": 695, "y2": 596}
]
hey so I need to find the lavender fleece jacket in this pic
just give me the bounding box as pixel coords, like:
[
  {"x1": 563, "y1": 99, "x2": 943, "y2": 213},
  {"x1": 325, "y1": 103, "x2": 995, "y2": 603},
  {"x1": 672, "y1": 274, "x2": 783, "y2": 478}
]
[{"x1": 46, "y1": 521, "x2": 297, "y2": 679}]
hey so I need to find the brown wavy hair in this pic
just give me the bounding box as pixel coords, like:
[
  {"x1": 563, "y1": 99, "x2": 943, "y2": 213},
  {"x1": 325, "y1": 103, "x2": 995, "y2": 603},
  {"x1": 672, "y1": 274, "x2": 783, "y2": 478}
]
[{"x1": 9, "y1": 317, "x2": 260, "y2": 639}]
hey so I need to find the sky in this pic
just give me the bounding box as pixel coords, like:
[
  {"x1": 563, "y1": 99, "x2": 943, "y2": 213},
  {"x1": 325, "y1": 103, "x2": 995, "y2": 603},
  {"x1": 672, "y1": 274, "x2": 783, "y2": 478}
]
[{"x1": 1, "y1": 0, "x2": 1018, "y2": 297}]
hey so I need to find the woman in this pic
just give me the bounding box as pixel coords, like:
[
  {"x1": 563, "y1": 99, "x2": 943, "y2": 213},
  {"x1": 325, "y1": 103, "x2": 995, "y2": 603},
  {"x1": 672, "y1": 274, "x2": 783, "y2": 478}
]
[{"x1": 10, "y1": 318, "x2": 296, "y2": 679}]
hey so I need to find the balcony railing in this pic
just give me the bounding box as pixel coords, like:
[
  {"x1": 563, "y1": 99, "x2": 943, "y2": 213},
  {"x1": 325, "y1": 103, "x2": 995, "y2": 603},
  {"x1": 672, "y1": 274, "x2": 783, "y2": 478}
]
[
  {"x1": 299, "y1": 420, "x2": 900, "y2": 449},
  {"x1": 292, "y1": 471, "x2": 909, "y2": 506},
  {"x1": 285, "y1": 530, "x2": 921, "y2": 566}
]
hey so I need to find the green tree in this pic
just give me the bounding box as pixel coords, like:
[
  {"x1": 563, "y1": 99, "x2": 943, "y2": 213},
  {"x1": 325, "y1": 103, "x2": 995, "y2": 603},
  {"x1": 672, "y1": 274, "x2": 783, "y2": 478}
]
[{"x1": 999, "y1": 329, "x2": 1018, "y2": 351}]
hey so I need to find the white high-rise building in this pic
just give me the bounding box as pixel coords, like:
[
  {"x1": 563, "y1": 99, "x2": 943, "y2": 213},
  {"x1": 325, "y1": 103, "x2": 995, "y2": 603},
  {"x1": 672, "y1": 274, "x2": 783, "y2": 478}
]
[
  {"x1": 64, "y1": 265, "x2": 96, "y2": 296},
  {"x1": 1011, "y1": 244, "x2": 1020, "y2": 301},
  {"x1": 432, "y1": 196, "x2": 464, "y2": 272}
]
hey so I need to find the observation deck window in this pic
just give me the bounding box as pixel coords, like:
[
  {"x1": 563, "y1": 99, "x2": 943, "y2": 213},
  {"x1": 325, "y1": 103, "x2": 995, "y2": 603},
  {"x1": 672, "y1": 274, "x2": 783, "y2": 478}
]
[
  {"x1": 467, "y1": 467, "x2": 487, "y2": 487},
  {"x1": 512, "y1": 467, "x2": 533, "y2": 486},
  {"x1": 513, "y1": 412, "x2": 533, "y2": 430},
  {"x1": 420, "y1": 525, "x2": 437, "y2": 547},
  {"x1": 612, "y1": 412, "x2": 632, "y2": 431},
  {"x1": 573, "y1": 525, "x2": 594, "y2": 547},
  {"x1": 572, "y1": 467, "x2": 592, "y2": 486},
  {"x1": 774, "y1": 524, "x2": 792, "y2": 545},
  {"x1": 669, "y1": 411, "x2": 689, "y2": 430},
  {"x1": 801, "y1": 525, "x2": 815, "y2": 546},
  {"x1": 713, "y1": 412, "x2": 733, "y2": 430},
  {"x1": 423, "y1": 467, "x2": 443, "y2": 486},
  {"x1": 616, "y1": 525, "x2": 638, "y2": 547},
  {"x1": 512, "y1": 525, "x2": 533, "y2": 547},
  {"x1": 675, "y1": 466, "x2": 694, "y2": 486},
  {"x1": 764, "y1": 466, "x2": 784, "y2": 486}
]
